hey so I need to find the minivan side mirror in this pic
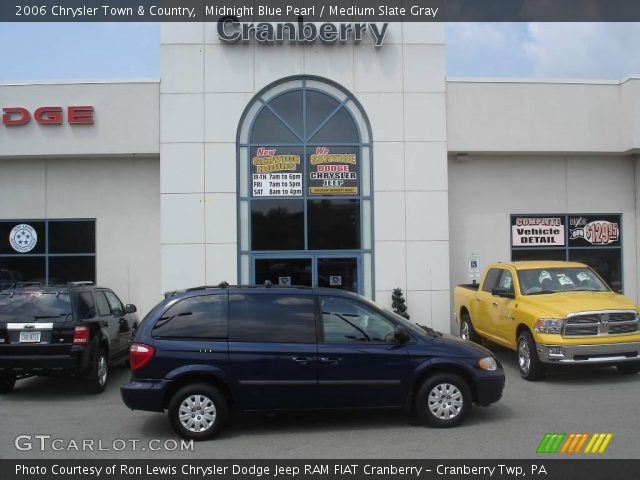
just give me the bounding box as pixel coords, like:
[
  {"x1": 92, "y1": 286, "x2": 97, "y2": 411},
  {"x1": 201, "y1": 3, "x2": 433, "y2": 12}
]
[
  {"x1": 491, "y1": 287, "x2": 515, "y2": 299},
  {"x1": 125, "y1": 304, "x2": 137, "y2": 314},
  {"x1": 394, "y1": 325, "x2": 411, "y2": 344}
]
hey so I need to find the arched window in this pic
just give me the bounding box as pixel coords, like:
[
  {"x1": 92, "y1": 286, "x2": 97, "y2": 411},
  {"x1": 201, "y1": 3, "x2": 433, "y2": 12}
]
[{"x1": 237, "y1": 76, "x2": 374, "y2": 297}]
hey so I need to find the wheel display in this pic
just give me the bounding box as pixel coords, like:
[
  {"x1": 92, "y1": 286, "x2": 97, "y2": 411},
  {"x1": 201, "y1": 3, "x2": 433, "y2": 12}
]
[
  {"x1": 414, "y1": 373, "x2": 472, "y2": 428},
  {"x1": 168, "y1": 383, "x2": 228, "y2": 440},
  {"x1": 85, "y1": 348, "x2": 109, "y2": 393},
  {"x1": 0, "y1": 375, "x2": 16, "y2": 394},
  {"x1": 517, "y1": 330, "x2": 544, "y2": 381},
  {"x1": 460, "y1": 313, "x2": 481, "y2": 343}
]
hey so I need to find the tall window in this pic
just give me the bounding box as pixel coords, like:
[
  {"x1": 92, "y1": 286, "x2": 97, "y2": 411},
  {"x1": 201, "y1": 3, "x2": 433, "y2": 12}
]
[
  {"x1": 237, "y1": 77, "x2": 373, "y2": 297},
  {"x1": 0, "y1": 219, "x2": 96, "y2": 289}
]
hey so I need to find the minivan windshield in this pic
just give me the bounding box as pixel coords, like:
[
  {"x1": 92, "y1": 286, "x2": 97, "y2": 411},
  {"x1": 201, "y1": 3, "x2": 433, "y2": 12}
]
[
  {"x1": 0, "y1": 292, "x2": 72, "y2": 321},
  {"x1": 517, "y1": 267, "x2": 610, "y2": 295}
]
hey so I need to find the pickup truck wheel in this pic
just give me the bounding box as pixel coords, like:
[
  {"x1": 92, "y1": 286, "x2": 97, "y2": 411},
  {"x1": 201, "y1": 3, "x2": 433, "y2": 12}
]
[
  {"x1": 460, "y1": 314, "x2": 481, "y2": 343},
  {"x1": 617, "y1": 363, "x2": 640, "y2": 374},
  {"x1": 85, "y1": 348, "x2": 109, "y2": 394},
  {"x1": 415, "y1": 373, "x2": 472, "y2": 428},
  {"x1": 168, "y1": 383, "x2": 228, "y2": 441},
  {"x1": 0, "y1": 375, "x2": 16, "y2": 393},
  {"x1": 517, "y1": 331, "x2": 544, "y2": 381}
]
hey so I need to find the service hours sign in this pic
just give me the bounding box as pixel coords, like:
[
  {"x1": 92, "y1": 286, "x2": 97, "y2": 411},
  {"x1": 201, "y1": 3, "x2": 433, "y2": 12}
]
[{"x1": 251, "y1": 147, "x2": 303, "y2": 197}]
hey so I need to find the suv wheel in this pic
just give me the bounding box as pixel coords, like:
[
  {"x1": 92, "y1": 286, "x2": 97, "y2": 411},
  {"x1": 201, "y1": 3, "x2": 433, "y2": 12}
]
[
  {"x1": 517, "y1": 331, "x2": 544, "y2": 381},
  {"x1": 168, "y1": 384, "x2": 228, "y2": 440},
  {"x1": 0, "y1": 375, "x2": 16, "y2": 393},
  {"x1": 85, "y1": 348, "x2": 109, "y2": 394},
  {"x1": 415, "y1": 373, "x2": 471, "y2": 428},
  {"x1": 460, "y1": 313, "x2": 481, "y2": 343},
  {"x1": 617, "y1": 363, "x2": 640, "y2": 375}
]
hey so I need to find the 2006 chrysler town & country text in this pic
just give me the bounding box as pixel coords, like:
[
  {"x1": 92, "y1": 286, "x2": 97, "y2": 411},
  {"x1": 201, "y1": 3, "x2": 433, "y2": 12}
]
[{"x1": 121, "y1": 285, "x2": 504, "y2": 440}]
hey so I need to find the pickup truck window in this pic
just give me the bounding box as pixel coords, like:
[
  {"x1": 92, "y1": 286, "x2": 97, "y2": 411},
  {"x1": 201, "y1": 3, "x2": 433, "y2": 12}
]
[
  {"x1": 482, "y1": 269, "x2": 502, "y2": 293},
  {"x1": 517, "y1": 267, "x2": 610, "y2": 295}
]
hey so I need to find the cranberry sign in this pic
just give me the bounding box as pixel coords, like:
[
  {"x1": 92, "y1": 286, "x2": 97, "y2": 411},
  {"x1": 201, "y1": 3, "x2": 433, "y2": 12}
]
[{"x1": 2, "y1": 106, "x2": 95, "y2": 126}]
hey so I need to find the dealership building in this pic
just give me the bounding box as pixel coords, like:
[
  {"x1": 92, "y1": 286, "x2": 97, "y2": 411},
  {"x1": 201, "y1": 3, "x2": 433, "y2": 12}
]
[{"x1": 1, "y1": 21, "x2": 639, "y2": 332}]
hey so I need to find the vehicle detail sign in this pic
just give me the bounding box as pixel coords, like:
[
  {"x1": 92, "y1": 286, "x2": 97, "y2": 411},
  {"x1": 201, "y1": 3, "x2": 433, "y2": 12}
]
[
  {"x1": 251, "y1": 147, "x2": 302, "y2": 197},
  {"x1": 308, "y1": 147, "x2": 358, "y2": 196},
  {"x1": 511, "y1": 217, "x2": 565, "y2": 246}
]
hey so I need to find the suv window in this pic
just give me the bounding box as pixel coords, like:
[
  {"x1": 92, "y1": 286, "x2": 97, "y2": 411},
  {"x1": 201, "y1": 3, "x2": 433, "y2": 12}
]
[
  {"x1": 77, "y1": 292, "x2": 95, "y2": 319},
  {"x1": 320, "y1": 296, "x2": 395, "y2": 343},
  {"x1": 104, "y1": 291, "x2": 124, "y2": 316},
  {"x1": 152, "y1": 294, "x2": 227, "y2": 339},
  {"x1": 94, "y1": 291, "x2": 112, "y2": 317},
  {"x1": 482, "y1": 268, "x2": 502, "y2": 293},
  {"x1": 228, "y1": 294, "x2": 315, "y2": 343}
]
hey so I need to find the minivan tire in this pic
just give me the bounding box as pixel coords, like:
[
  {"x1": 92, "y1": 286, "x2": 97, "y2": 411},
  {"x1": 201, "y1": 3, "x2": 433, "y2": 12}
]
[
  {"x1": 460, "y1": 313, "x2": 481, "y2": 344},
  {"x1": 0, "y1": 375, "x2": 16, "y2": 393},
  {"x1": 168, "y1": 383, "x2": 228, "y2": 441},
  {"x1": 415, "y1": 373, "x2": 472, "y2": 428},
  {"x1": 85, "y1": 348, "x2": 109, "y2": 394},
  {"x1": 517, "y1": 331, "x2": 544, "y2": 381}
]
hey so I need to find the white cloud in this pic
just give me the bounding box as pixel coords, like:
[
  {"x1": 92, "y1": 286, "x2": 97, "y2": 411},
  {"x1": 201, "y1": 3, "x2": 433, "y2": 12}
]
[{"x1": 523, "y1": 23, "x2": 640, "y2": 79}]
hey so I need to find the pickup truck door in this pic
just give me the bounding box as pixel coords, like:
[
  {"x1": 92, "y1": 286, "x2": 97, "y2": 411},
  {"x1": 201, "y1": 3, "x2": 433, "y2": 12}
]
[
  {"x1": 489, "y1": 269, "x2": 517, "y2": 346},
  {"x1": 473, "y1": 268, "x2": 502, "y2": 336}
]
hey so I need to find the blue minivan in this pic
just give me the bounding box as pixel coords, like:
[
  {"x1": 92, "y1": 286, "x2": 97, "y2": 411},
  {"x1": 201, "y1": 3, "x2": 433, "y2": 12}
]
[{"x1": 121, "y1": 285, "x2": 504, "y2": 440}]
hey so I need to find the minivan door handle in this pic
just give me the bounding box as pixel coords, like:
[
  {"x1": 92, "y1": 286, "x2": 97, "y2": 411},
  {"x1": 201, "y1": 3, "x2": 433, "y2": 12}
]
[
  {"x1": 291, "y1": 356, "x2": 315, "y2": 365},
  {"x1": 319, "y1": 357, "x2": 342, "y2": 365}
]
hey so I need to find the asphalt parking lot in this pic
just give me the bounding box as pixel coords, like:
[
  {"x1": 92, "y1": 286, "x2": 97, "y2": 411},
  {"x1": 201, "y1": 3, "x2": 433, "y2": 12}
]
[{"x1": 1, "y1": 344, "x2": 639, "y2": 459}]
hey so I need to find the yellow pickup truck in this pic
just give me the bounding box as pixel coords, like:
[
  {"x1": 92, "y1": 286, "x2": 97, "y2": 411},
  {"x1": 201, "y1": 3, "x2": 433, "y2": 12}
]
[{"x1": 453, "y1": 261, "x2": 640, "y2": 380}]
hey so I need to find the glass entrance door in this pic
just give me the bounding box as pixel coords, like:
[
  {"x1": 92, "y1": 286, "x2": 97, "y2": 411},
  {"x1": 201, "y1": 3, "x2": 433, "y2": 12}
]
[{"x1": 253, "y1": 256, "x2": 360, "y2": 293}]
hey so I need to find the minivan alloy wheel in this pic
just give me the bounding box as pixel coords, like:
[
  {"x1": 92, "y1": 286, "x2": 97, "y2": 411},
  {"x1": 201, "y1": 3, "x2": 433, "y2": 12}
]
[
  {"x1": 179, "y1": 395, "x2": 217, "y2": 433},
  {"x1": 518, "y1": 338, "x2": 531, "y2": 375},
  {"x1": 427, "y1": 383, "x2": 463, "y2": 419}
]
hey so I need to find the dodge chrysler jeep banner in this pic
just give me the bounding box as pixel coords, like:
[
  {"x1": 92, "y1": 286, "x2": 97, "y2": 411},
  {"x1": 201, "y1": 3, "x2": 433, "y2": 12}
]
[
  {"x1": 251, "y1": 147, "x2": 303, "y2": 197},
  {"x1": 308, "y1": 146, "x2": 359, "y2": 196}
]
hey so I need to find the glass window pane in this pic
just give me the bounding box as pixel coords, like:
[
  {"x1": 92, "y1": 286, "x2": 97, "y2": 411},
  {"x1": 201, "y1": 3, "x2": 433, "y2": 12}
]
[
  {"x1": 49, "y1": 221, "x2": 95, "y2": 254},
  {"x1": 48, "y1": 256, "x2": 95, "y2": 285},
  {"x1": 251, "y1": 146, "x2": 303, "y2": 198},
  {"x1": 309, "y1": 107, "x2": 359, "y2": 144},
  {"x1": 305, "y1": 90, "x2": 340, "y2": 139},
  {"x1": 269, "y1": 90, "x2": 304, "y2": 139},
  {"x1": 482, "y1": 268, "x2": 502, "y2": 293},
  {"x1": 317, "y1": 258, "x2": 358, "y2": 292},
  {"x1": 0, "y1": 221, "x2": 45, "y2": 254},
  {"x1": 308, "y1": 200, "x2": 360, "y2": 250},
  {"x1": 307, "y1": 146, "x2": 359, "y2": 196},
  {"x1": 0, "y1": 257, "x2": 46, "y2": 288},
  {"x1": 152, "y1": 294, "x2": 228, "y2": 339},
  {"x1": 77, "y1": 292, "x2": 95, "y2": 319},
  {"x1": 251, "y1": 200, "x2": 304, "y2": 251},
  {"x1": 255, "y1": 258, "x2": 312, "y2": 286},
  {"x1": 250, "y1": 107, "x2": 300, "y2": 144},
  {"x1": 0, "y1": 291, "x2": 71, "y2": 320},
  {"x1": 569, "y1": 248, "x2": 622, "y2": 291},
  {"x1": 104, "y1": 291, "x2": 124, "y2": 315},
  {"x1": 228, "y1": 294, "x2": 316, "y2": 343},
  {"x1": 93, "y1": 291, "x2": 111, "y2": 317},
  {"x1": 319, "y1": 296, "x2": 395, "y2": 343},
  {"x1": 511, "y1": 249, "x2": 566, "y2": 262}
]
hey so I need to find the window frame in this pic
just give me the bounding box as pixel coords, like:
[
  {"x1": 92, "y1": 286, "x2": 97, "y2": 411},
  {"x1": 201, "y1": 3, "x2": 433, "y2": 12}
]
[{"x1": 236, "y1": 76, "x2": 374, "y2": 298}]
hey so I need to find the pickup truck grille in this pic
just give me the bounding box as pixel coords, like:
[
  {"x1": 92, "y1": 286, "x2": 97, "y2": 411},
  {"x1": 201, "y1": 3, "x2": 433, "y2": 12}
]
[{"x1": 564, "y1": 311, "x2": 639, "y2": 337}]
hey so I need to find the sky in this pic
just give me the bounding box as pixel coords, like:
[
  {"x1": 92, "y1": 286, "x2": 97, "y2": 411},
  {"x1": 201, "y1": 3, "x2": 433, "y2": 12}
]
[{"x1": 1, "y1": 23, "x2": 640, "y2": 83}]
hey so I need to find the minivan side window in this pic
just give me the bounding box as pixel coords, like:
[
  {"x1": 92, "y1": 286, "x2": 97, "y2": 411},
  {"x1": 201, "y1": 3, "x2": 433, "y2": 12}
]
[
  {"x1": 152, "y1": 294, "x2": 227, "y2": 339},
  {"x1": 482, "y1": 269, "x2": 502, "y2": 293},
  {"x1": 320, "y1": 297, "x2": 395, "y2": 343},
  {"x1": 228, "y1": 294, "x2": 315, "y2": 343}
]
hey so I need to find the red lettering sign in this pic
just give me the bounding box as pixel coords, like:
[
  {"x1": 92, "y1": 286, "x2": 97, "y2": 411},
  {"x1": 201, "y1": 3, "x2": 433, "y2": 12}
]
[
  {"x1": 1, "y1": 106, "x2": 94, "y2": 126},
  {"x1": 2, "y1": 107, "x2": 30, "y2": 126},
  {"x1": 34, "y1": 107, "x2": 63, "y2": 124},
  {"x1": 68, "y1": 106, "x2": 94, "y2": 124}
]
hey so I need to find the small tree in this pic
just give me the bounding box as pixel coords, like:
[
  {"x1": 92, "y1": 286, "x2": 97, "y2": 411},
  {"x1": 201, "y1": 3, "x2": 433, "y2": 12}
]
[{"x1": 391, "y1": 288, "x2": 410, "y2": 319}]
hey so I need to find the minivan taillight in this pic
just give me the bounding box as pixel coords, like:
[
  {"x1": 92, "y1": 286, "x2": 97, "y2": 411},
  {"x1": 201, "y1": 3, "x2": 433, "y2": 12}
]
[
  {"x1": 73, "y1": 325, "x2": 90, "y2": 345},
  {"x1": 130, "y1": 343, "x2": 155, "y2": 371}
]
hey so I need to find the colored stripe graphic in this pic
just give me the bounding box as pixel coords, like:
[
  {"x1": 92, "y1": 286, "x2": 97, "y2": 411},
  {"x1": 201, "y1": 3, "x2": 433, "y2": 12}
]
[{"x1": 538, "y1": 433, "x2": 613, "y2": 454}]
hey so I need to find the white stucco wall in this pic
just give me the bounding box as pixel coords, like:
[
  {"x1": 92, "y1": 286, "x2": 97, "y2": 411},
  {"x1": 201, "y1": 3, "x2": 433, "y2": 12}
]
[{"x1": 160, "y1": 22, "x2": 452, "y2": 331}]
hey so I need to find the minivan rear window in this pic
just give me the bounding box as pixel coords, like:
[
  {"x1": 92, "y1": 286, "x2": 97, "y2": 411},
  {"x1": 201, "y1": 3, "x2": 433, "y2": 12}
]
[
  {"x1": 0, "y1": 292, "x2": 72, "y2": 321},
  {"x1": 228, "y1": 294, "x2": 315, "y2": 343},
  {"x1": 152, "y1": 294, "x2": 227, "y2": 339}
]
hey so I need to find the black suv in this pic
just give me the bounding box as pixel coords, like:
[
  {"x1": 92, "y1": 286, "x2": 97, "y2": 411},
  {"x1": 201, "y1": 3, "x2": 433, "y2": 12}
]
[
  {"x1": 0, "y1": 283, "x2": 139, "y2": 393},
  {"x1": 122, "y1": 285, "x2": 504, "y2": 440}
]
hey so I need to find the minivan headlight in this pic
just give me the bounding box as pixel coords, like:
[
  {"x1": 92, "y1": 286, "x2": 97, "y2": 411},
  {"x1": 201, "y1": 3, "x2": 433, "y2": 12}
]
[
  {"x1": 478, "y1": 356, "x2": 498, "y2": 371},
  {"x1": 534, "y1": 318, "x2": 564, "y2": 334}
]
